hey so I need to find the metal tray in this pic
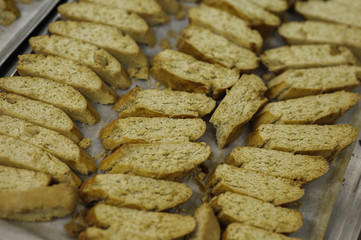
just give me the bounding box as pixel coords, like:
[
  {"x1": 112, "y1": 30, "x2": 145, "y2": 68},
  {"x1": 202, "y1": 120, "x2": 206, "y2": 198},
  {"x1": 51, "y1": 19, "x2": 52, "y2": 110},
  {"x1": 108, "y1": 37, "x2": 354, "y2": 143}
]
[{"x1": 0, "y1": 2, "x2": 361, "y2": 240}]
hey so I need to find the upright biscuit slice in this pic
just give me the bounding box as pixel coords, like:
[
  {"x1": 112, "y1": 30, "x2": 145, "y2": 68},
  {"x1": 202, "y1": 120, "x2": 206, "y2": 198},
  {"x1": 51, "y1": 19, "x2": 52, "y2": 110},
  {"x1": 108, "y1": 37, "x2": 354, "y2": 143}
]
[
  {"x1": 48, "y1": 21, "x2": 148, "y2": 70},
  {"x1": 113, "y1": 86, "x2": 216, "y2": 118},
  {"x1": 29, "y1": 35, "x2": 130, "y2": 89},
  {"x1": 295, "y1": 1, "x2": 361, "y2": 29},
  {"x1": 207, "y1": 164, "x2": 304, "y2": 205},
  {"x1": 81, "y1": 204, "x2": 196, "y2": 240},
  {"x1": 0, "y1": 134, "x2": 82, "y2": 187},
  {"x1": 226, "y1": 146, "x2": 329, "y2": 182},
  {"x1": 210, "y1": 192, "x2": 303, "y2": 233},
  {"x1": 17, "y1": 54, "x2": 116, "y2": 104},
  {"x1": 80, "y1": 174, "x2": 192, "y2": 211},
  {"x1": 210, "y1": 74, "x2": 267, "y2": 149},
  {"x1": 279, "y1": 21, "x2": 361, "y2": 59},
  {"x1": 99, "y1": 142, "x2": 211, "y2": 180},
  {"x1": 100, "y1": 117, "x2": 206, "y2": 150},
  {"x1": 79, "y1": 0, "x2": 169, "y2": 26},
  {"x1": 178, "y1": 25, "x2": 259, "y2": 72},
  {"x1": 0, "y1": 92, "x2": 82, "y2": 143},
  {"x1": 0, "y1": 115, "x2": 96, "y2": 175},
  {"x1": 151, "y1": 49, "x2": 240, "y2": 99},
  {"x1": 0, "y1": 184, "x2": 77, "y2": 222},
  {"x1": 247, "y1": 124, "x2": 359, "y2": 160},
  {"x1": 223, "y1": 223, "x2": 301, "y2": 240},
  {"x1": 267, "y1": 65, "x2": 361, "y2": 100},
  {"x1": 0, "y1": 76, "x2": 100, "y2": 125},
  {"x1": 261, "y1": 44, "x2": 359, "y2": 73},
  {"x1": 188, "y1": 4, "x2": 263, "y2": 53},
  {"x1": 253, "y1": 91, "x2": 361, "y2": 128},
  {"x1": 57, "y1": 2, "x2": 156, "y2": 46}
]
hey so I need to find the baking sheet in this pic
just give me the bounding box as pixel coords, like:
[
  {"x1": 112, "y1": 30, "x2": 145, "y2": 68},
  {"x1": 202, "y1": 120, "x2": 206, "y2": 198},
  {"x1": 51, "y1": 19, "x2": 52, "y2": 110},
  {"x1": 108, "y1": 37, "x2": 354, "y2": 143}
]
[
  {"x1": 0, "y1": 0, "x2": 61, "y2": 67},
  {"x1": 1, "y1": 2, "x2": 361, "y2": 240}
]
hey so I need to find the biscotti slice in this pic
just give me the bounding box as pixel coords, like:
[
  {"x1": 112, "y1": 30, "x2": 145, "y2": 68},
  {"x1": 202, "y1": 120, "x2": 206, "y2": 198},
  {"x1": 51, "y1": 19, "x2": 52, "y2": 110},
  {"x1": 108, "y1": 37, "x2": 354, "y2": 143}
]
[
  {"x1": 188, "y1": 4, "x2": 263, "y2": 54},
  {"x1": 81, "y1": 204, "x2": 196, "y2": 240},
  {"x1": 261, "y1": 44, "x2": 359, "y2": 73},
  {"x1": 247, "y1": 124, "x2": 359, "y2": 160},
  {"x1": 207, "y1": 164, "x2": 304, "y2": 205},
  {"x1": 150, "y1": 49, "x2": 240, "y2": 99},
  {"x1": 79, "y1": 0, "x2": 169, "y2": 26},
  {"x1": 253, "y1": 91, "x2": 361, "y2": 128},
  {"x1": 267, "y1": 65, "x2": 361, "y2": 100},
  {"x1": 57, "y1": 2, "x2": 156, "y2": 46},
  {"x1": 0, "y1": 184, "x2": 77, "y2": 222},
  {"x1": 155, "y1": 0, "x2": 180, "y2": 14},
  {"x1": 80, "y1": 174, "x2": 192, "y2": 211},
  {"x1": 330, "y1": 0, "x2": 361, "y2": 9},
  {"x1": 0, "y1": 165, "x2": 51, "y2": 191},
  {"x1": 295, "y1": 1, "x2": 361, "y2": 29},
  {"x1": 113, "y1": 86, "x2": 216, "y2": 118},
  {"x1": 0, "y1": 76, "x2": 99, "y2": 125},
  {"x1": 278, "y1": 21, "x2": 361, "y2": 59},
  {"x1": 48, "y1": 20, "x2": 148, "y2": 70},
  {"x1": 0, "y1": 0, "x2": 20, "y2": 26},
  {"x1": 0, "y1": 92, "x2": 82, "y2": 143},
  {"x1": 188, "y1": 203, "x2": 221, "y2": 240},
  {"x1": 248, "y1": 0, "x2": 288, "y2": 14},
  {"x1": 29, "y1": 35, "x2": 130, "y2": 89},
  {"x1": 99, "y1": 142, "x2": 211, "y2": 180},
  {"x1": 223, "y1": 223, "x2": 301, "y2": 240},
  {"x1": 17, "y1": 54, "x2": 116, "y2": 104},
  {"x1": 210, "y1": 74, "x2": 268, "y2": 149},
  {"x1": 179, "y1": 25, "x2": 259, "y2": 72},
  {"x1": 0, "y1": 115, "x2": 96, "y2": 175},
  {"x1": 226, "y1": 146, "x2": 329, "y2": 182},
  {"x1": 0, "y1": 134, "x2": 82, "y2": 187},
  {"x1": 210, "y1": 192, "x2": 303, "y2": 233},
  {"x1": 100, "y1": 117, "x2": 206, "y2": 150}
]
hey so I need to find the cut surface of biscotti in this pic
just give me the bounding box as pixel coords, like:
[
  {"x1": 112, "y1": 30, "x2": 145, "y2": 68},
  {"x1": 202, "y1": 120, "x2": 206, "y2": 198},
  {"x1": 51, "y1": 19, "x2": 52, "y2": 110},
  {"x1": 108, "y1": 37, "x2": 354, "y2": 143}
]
[
  {"x1": 278, "y1": 21, "x2": 361, "y2": 58},
  {"x1": 330, "y1": 0, "x2": 361, "y2": 9},
  {"x1": 0, "y1": 0, "x2": 20, "y2": 26},
  {"x1": 155, "y1": 0, "x2": 180, "y2": 14},
  {"x1": 78, "y1": 0, "x2": 169, "y2": 26},
  {"x1": 226, "y1": 146, "x2": 329, "y2": 182},
  {"x1": 188, "y1": 4, "x2": 263, "y2": 54},
  {"x1": 178, "y1": 25, "x2": 259, "y2": 72},
  {"x1": 48, "y1": 20, "x2": 148, "y2": 69},
  {"x1": 267, "y1": 65, "x2": 361, "y2": 100},
  {"x1": 113, "y1": 86, "x2": 216, "y2": 118},
  {"x1": 29, "y1": 35, "x2": 130, "y2": 89},
  {"x1": 188, "y1": 203, "x2": 221, "y2": 240},
  {"x1": 17, "y1": 54, "x2": 116, "y2": 104},
  {"x1": 207, "y1": 164, "x2": 304, "y2": 205},
  {"x1": 210, "y1": 192, "x2": 303, "y2": 233},
  {"x1": 223, "y1": 223, "x2": 301, "y2": 240},
  {"x1": 150, "y1": 49, "x2": 240, "y2": 99},
  {"x1": 295, "y1": 1, "x2": 361, "y2": 29},
  {"x1": 253, "y1": 91, "x2": 361, "y2": 128},
  {"x1": 80, "y1": 173, "x2": 192, "y2": 211},
  {"x1": 0, "y1": 184, "x2": 77, "y2": 222},
  {"x1": 0, "y1": 76, "x2": 100, "y2": 125},
  {"x1": 99, "y1": 142, "x2": 211, "y2": 180},
  {"x1": 247, "y1": 124, "x2": 359, "y2": 160},
  {"x1": 247, "y1": 0, "x2": 288, "y2": 14},
  {"x1": 0, "y1": 134, "x2": 82, "y2": 187},
  {"x1": 0, "y1": 165, "x2": 51, "y2": 191},
  {"x1": 57, "y1": 2, "x2": 156, "y2": 46},
  {"x1": 261, "y1": 44, "x2": 359, "y2": 73},
  {"x1": 0, "y1": 92, "x2": 82, "y2": 143},
  {"x1": 0, "y1": 115, "x2": 96, "y2": 175},
  {"x1": 81, "y1": 204, "x2": 196, "y2": 240},
  {"x1": 203, "y1": 0, "x2": 281, "y2": 32},
  {"x1": 210, "y1": 74, "x2": 267, "y2": 149},
  {"x1": 100, "y1": 117, "x2": 206, "y2": 150}
]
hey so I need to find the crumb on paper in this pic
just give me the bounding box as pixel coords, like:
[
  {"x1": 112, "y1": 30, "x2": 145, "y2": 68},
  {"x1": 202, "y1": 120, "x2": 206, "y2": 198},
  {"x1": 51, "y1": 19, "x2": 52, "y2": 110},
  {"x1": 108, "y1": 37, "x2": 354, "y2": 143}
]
[
  {"x1": 263, "y1": 72, "x2": 276, "y2": 81},
  {"x1": 93, "y1": 149, "x2": 107, "y2": 161},
  {"x1": 126, "y1": 67, "x2": 149, "y2": 80},
  {"x1": 78, "y1": 138, "x2": 91, "y2": 149},
  {"x1": 160, "y1": 38, "x2": 172, "y2": 50},
  {"x1": 154, "y1": 81, "x2": 162, "y2": 88},
  {"x1": 175, "y1": 206, "x2": 186, "y2": 213},
  {"x1": 202, "y1": 195, "x2": 211, "y2": 203},
  {"x1": 176, "y1": 9, "x2": 186, "y2": 20},
  {"x1": 168, "y1": 29, "x2": 176, "y2": 38}
]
